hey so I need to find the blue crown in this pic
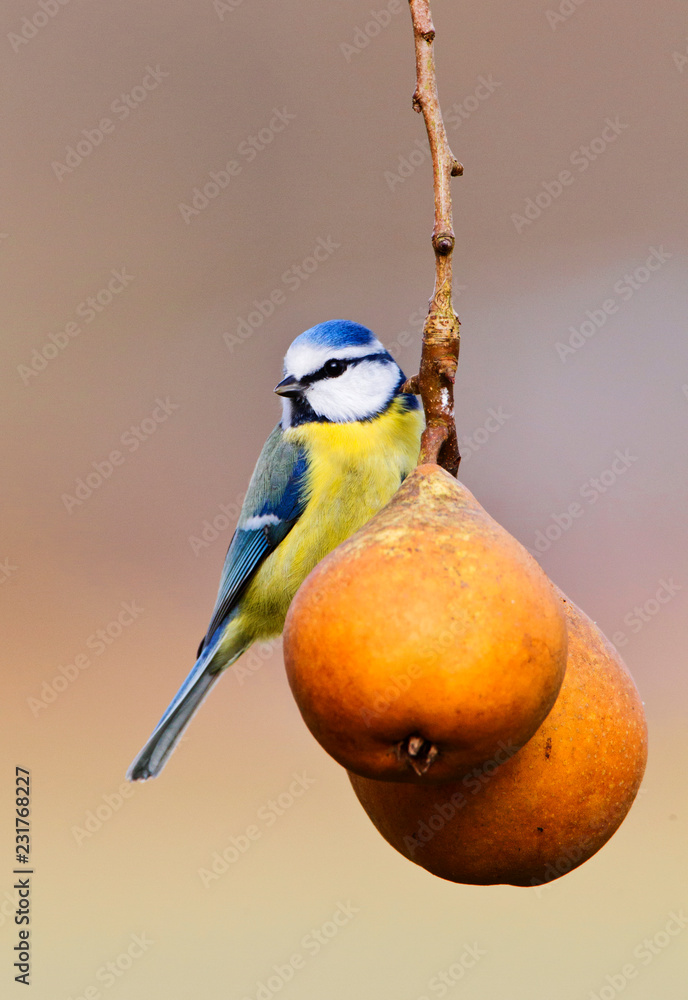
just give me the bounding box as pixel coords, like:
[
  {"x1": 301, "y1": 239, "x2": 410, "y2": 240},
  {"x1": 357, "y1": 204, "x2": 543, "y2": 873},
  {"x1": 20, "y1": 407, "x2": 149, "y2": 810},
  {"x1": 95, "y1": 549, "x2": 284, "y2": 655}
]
[{"x1": 293, "y1": 320, "x2": 379, "y2": 351}]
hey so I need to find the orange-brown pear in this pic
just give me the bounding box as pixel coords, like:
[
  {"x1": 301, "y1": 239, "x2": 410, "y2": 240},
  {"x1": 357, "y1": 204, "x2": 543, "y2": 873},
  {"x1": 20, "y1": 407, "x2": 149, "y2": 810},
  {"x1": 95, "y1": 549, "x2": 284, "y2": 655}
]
[
  {"x1": 348, "y1": 592, "x2": 648, "y2": 886},
  {"x1": 283, "y1": 464, "x2": 568, "y2": 783}
]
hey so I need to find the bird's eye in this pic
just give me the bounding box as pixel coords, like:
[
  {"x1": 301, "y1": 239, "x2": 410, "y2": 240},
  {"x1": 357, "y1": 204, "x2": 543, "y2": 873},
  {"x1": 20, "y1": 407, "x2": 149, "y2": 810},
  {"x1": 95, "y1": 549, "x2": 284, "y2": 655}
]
[{"x1": 323, "y1": 359, "x2": 347, "y2": 378}]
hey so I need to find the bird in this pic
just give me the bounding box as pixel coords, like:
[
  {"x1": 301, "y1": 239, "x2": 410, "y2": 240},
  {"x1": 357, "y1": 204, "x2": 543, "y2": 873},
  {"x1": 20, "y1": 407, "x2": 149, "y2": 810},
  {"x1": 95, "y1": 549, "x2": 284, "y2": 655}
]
[{"x1": 127, "y1": 319, "x2": 424, "y2": 780}]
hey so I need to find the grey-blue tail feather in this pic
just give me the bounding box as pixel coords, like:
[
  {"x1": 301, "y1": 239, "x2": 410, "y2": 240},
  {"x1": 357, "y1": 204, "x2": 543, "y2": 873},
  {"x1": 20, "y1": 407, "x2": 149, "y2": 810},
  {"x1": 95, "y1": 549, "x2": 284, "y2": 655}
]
[{"x1": 127, "y1": 631, "x2": 245, "y2": 781}]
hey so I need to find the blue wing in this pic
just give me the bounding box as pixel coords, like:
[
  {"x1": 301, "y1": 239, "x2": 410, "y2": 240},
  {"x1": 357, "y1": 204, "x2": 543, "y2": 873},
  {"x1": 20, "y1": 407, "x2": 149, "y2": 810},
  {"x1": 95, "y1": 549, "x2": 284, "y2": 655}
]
[
  {"x1": 198, "y1": 424, "x2": 308, "y2": 654},
  {"x1": 127, "y1": 424, "x2": 309, "y2": 781}
]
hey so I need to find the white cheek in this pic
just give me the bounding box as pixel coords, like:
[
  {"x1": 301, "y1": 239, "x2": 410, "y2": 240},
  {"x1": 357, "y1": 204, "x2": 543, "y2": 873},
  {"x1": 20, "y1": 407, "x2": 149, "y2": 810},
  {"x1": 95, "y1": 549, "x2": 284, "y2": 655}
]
[{"x1": 306, "y1": 362, "x2": 399, "y2": 422}]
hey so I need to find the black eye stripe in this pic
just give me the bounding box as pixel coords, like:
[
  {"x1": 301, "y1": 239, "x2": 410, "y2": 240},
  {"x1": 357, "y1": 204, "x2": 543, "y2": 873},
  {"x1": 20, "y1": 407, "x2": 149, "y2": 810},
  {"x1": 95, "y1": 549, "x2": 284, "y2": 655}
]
[{"x1": 305, "y1": 352, "x2": 393, "y2": 384}]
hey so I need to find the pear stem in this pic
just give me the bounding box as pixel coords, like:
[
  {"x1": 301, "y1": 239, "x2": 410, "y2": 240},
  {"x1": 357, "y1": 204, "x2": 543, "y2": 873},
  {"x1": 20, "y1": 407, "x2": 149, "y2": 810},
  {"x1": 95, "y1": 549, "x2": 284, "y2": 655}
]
[{"x1": 402, "y1": 0, "x2": 462, "y2": 476}]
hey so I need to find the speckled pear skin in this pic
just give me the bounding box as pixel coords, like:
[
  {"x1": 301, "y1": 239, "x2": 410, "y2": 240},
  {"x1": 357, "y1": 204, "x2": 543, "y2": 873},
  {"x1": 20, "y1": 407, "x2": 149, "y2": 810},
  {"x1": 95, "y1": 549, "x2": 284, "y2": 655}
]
[
  {"x1": 283, "y1": 464, "x2": 568, "y2": 784},
  {"x1": 348, "y1": 591, "x2": 648, "y2": 887}
]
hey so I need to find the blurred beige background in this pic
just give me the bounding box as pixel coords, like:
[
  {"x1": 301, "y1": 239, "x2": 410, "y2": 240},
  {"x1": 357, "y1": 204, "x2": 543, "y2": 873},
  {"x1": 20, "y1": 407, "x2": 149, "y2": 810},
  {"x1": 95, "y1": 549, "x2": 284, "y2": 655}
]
[{"x1": 2, "y1": 0, "x2": 687, "y2": 997}]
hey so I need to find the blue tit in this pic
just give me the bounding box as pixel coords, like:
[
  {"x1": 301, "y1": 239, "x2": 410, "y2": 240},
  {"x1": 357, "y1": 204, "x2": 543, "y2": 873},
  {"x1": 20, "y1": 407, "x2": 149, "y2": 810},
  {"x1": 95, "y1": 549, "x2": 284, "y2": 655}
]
[{"x1": 127, "y1": 319, "x2": 423, "y2": 780}]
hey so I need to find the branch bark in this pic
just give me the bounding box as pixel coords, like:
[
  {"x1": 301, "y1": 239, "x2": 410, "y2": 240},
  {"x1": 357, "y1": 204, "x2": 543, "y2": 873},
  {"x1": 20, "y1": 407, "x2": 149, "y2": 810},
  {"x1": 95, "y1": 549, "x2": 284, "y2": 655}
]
[{"x1": 402, "y1": 0, "x2": 463, "y2": 476}]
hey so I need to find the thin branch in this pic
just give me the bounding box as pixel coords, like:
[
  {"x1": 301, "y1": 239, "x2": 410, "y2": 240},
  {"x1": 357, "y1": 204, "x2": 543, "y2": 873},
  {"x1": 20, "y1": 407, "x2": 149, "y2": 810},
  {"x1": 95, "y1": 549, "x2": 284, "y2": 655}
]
[{"x1": 403, "y1": 0, "x2": 462, "y2": 476}]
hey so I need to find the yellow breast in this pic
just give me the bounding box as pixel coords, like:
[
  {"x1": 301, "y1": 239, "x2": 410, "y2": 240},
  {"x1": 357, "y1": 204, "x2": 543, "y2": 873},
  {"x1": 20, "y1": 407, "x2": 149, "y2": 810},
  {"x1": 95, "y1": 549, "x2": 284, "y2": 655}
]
[{"x1": 238, "y1": 398, "x2": 423, "y2": 637}]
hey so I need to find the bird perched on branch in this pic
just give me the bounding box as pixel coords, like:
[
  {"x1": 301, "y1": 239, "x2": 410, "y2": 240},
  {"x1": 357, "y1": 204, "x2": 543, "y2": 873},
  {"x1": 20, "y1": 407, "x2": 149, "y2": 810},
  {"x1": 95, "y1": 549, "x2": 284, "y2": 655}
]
[{"x1": 127, "y1": 320, "x2": 423, "y2": 780}]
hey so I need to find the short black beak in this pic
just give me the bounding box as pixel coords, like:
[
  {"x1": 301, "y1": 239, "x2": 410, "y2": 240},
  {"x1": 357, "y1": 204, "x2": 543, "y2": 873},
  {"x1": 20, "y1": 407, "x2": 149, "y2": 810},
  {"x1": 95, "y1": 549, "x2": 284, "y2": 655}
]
[{"x1": 274, "y1": 375, "x2": 303, "y2": 398}]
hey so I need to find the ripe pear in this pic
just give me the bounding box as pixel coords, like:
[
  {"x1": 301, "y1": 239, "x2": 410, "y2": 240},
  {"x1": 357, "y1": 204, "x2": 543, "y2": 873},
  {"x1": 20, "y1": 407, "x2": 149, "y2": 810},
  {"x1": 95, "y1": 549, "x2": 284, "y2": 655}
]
[
  {"x1": 348, "y1": 592, "x2": 648, "y2": 886},
  {"x1": 283, "y1": 464, "x2": 568, "y2": 783}
]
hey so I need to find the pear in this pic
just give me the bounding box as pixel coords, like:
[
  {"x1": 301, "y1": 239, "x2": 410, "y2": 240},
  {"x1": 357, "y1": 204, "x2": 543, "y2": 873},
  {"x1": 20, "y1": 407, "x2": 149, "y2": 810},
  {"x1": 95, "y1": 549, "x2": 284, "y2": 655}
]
[
  {"x1": 283, "y1": 464, "x2": 568, "y2": 783},
  {"x1": 348, "y1": 592, "x2": 648, "y2": 886}
]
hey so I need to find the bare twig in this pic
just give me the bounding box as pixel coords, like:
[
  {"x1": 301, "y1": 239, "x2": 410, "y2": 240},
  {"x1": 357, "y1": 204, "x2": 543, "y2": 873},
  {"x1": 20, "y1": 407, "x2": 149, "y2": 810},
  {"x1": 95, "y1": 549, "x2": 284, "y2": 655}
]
[{"x1": 403, "y1": 0, "x2": 462, "y2": 476}]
